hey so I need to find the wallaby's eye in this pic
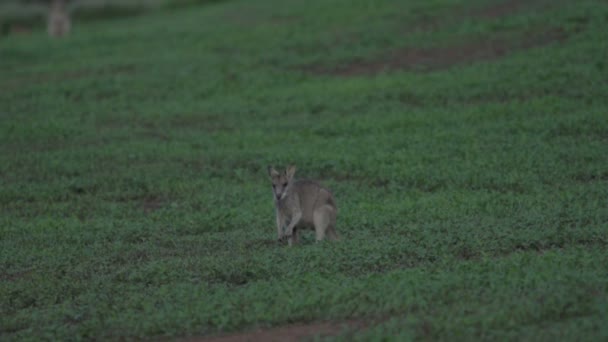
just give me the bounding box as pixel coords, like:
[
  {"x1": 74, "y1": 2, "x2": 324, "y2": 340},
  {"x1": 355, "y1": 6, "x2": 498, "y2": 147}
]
[
  {"x1": 272, "y1": 184, "x2": 276, "y2": 189},
  {"x1": 282, "y1": 182, "x2": 288, "y2": 187}
]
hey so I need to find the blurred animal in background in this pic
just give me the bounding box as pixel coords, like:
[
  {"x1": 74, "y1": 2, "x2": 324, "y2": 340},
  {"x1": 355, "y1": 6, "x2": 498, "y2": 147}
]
[{"x1": 48, "y1": 0, "x2": 70, "y2": 37}]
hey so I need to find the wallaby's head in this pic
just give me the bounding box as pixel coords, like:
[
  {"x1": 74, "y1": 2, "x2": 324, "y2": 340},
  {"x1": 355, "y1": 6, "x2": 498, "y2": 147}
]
[{"x1": 267, "y1": 165, "x2": 296, "y2": 201}]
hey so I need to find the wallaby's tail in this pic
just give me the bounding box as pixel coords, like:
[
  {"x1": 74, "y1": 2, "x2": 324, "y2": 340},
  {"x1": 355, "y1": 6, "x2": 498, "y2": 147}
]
[
  {"x1": 326, "y1": 219, "x2": 340, "y2": 241},
  {"x1": 327, "y1": 192, "x2": 337, "y2": 211}
]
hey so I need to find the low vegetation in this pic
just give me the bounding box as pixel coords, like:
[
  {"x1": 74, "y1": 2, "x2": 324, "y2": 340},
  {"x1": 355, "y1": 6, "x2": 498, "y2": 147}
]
[{"x1": 1, "y1": 0, "x2": 607, "y2": 340}]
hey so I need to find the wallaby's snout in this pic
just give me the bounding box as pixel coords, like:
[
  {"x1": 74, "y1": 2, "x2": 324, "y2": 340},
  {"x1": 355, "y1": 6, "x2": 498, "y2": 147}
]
[
  {"x1": 273, "y1": 187, "x2": 283, "y2": 201},
  {"x1": 272, "y1": 178, "x2": 287, "y2": 200}
]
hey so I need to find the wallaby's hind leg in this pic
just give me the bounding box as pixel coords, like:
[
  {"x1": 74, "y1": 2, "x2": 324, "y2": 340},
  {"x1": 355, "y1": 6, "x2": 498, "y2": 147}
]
[
  {"x1": 313, "y1": 205, "x2": 335, "y2": 242},
  {"x1": 326, "y1": 225, "x2": 339, "y2": 241},
  {"x1": 288, "y1": 228, "x2": 299, "y2": 246}
]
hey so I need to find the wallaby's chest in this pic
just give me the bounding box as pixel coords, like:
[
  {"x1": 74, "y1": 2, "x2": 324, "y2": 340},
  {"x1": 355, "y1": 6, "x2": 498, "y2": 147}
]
[
  {"x1": 277, "y1": 196, "x2": 297, "y2": 216},
  {"x1": 277, "y1": 194, "x2": 315, "y2": 227}
]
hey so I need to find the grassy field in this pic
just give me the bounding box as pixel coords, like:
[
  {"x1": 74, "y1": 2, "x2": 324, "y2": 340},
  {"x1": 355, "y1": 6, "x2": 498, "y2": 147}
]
[{"x1": 1, "y1": 0, "x2": 608, "y2": 340}]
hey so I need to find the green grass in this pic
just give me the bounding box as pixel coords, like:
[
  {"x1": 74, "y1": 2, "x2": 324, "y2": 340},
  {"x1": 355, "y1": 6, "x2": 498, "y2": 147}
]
[{"x1": 1, "y1": 0, "x2": 608, "y2": 340}]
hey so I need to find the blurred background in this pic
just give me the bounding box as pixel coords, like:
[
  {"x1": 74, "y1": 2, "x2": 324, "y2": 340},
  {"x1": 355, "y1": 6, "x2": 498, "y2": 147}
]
[{"x1": 1, "y1": 0, "x2": 224, "y2": 36}]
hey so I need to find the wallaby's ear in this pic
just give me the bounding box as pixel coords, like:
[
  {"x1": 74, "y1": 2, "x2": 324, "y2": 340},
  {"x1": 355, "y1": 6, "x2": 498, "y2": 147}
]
[
  {"x1": 285, "y1": 165, "x2": 297, "y2": 180},
  {"x1": 268, "y1": 166, "x2": 279, "y2": 178}
]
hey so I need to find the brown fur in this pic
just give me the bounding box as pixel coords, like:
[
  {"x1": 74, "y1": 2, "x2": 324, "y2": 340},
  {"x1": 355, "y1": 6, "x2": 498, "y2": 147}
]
[
  {"x1": 268, "y1": 165, "x2": 338, "y2": 246},
  {"x1": 48, "y1": 0, "x2": 71, "y2": 38}
]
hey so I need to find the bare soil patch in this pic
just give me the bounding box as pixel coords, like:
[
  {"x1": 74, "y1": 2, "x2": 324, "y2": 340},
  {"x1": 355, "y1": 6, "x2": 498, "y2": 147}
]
[
  {"x1": 2, "y1": 64, "x2": 136, "y2": 89},
  {"x1": 244, "y1": 238, "x2": 280, "y2": 249},
  {"x1": 0, "y1": 269, "x2": 33, "y2": 282},
  {"x1": 109, "y1": 193, "x2": 169, "y2": 214},
  {"x1": 573, "y1": 171, "x2": 608, "y2": 183},
  {"x1": 402, "y1": 0, "x2": 554, "y2": 33},
  {"x1": 472, "y1": 0, "x2": 542, "y2": 19},
  {"x1": 332, "y1": 0, "x2": 561, "y2": 50},
  {"x1": 142, "y1": 195, "x2": 166, "y2": 214},
  {"x1": 222, "y1": 5, "x2": 298, "y2": 28},
  {"x1": 309, "y1": 28, "x2": 567, "y2": 76},
  {"x1": 180, "y1": 319, "x2": 368, "y2": 342},
  {"x1": 169, "y1": 114, "x2": 235, "y2": 133}
]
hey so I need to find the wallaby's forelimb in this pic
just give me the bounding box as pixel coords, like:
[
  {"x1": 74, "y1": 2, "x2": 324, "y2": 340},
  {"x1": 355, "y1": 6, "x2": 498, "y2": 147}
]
[
  {"x1": 275, "y1": 209, "x2": 285, "y2": 241},
  {"x1": 284, "y1": 210, "x2": 302, "y2": 242}
]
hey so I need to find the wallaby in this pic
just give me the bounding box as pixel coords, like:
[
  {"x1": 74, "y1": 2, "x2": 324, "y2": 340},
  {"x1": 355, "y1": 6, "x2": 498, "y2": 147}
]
[
  {"x1": 268, "y1": 165, "x2": 338, "y2": 246},
  {"x1": 48, "y1": 0, "x2": 71, "y2": 38}
]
